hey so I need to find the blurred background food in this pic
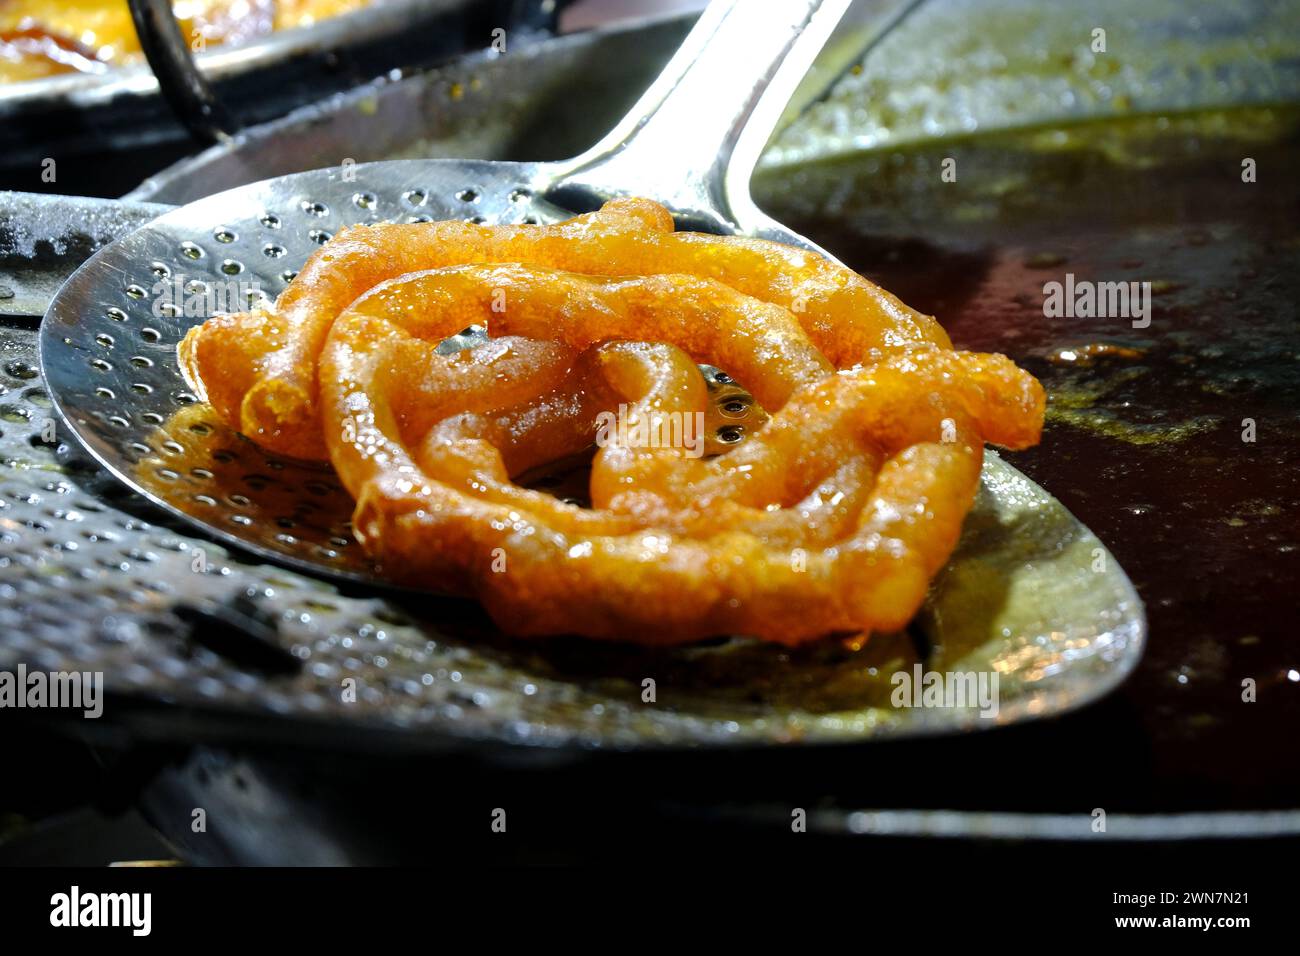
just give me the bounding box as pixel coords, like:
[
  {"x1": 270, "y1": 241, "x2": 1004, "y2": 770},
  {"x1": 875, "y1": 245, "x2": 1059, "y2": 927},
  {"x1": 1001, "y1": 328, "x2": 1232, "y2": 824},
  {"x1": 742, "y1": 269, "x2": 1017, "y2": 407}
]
[{"x1": 0, "y1": 0, "x2": 380, "y2": 83}]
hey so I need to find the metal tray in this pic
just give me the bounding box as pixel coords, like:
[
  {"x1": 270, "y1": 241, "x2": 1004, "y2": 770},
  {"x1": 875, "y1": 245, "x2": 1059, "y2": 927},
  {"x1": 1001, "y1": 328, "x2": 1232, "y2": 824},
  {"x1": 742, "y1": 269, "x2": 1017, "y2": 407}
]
[{"x1": 0, "y1": 0, "x2": 565, "y2": 173}]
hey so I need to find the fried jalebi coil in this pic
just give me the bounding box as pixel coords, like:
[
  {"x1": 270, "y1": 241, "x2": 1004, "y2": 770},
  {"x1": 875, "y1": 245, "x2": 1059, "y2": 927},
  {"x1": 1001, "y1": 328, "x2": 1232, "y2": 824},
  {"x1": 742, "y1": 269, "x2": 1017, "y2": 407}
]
[
  {"x1": 181, "y1": 197, "x2": 1043, "y2": 643},
  {"x1": 317, "y1": 261, "x2": 1043, "y2": 643},
  {"x1": 179, "y1": 198, "x2": 945, "y2": 458}
]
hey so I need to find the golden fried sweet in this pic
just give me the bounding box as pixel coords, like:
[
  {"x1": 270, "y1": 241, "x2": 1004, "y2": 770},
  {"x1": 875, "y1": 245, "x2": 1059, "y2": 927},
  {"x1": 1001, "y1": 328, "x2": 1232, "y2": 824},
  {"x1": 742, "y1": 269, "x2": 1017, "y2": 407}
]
[{"x1": 179, "y1": 197, "x2": 1042, "y2": 644}]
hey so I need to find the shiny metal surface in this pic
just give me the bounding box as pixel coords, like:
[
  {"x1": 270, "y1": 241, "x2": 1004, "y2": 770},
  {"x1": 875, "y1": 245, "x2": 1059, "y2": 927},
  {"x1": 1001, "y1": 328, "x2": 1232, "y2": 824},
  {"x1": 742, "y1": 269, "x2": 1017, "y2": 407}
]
[
  {"x1": 33, "y1": 0, "x2": 1146, "y2": 742},
  {"x1": 0, "y1": 194, "x2": 172, "y2": 319},
  {"x1": 551, "y1": 0, "x2": 923, "y2": 247}
]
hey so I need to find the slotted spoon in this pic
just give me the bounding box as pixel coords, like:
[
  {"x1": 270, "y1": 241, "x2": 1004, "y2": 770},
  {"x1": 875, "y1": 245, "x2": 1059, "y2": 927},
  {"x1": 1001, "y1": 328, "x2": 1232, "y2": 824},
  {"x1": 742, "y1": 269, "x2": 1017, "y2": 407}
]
[{"x1": 38, "y1": 0, "x2": 1145, "y2": 724}]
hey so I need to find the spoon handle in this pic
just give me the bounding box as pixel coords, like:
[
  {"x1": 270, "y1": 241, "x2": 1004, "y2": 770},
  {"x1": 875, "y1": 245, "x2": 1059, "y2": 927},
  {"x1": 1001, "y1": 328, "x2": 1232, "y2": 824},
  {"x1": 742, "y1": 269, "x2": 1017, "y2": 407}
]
[{"x1": 552, "y1": 0, "x2": 895, "y2": 232}]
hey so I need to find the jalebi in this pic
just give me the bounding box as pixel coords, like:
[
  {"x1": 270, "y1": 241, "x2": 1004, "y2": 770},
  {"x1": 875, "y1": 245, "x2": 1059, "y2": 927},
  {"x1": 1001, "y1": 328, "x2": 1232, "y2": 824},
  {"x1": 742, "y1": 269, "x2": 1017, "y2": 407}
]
[{"x1": 179, "y1": 198, "x2": 1041, "y2": 643}]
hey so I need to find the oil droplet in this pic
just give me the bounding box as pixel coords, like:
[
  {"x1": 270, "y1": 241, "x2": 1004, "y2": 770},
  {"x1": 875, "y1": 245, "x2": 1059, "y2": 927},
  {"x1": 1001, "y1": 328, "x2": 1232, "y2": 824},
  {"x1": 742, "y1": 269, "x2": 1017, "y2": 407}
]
[{"x1": 1048, "y1": 342, "x2": 1146, "y2": 365}]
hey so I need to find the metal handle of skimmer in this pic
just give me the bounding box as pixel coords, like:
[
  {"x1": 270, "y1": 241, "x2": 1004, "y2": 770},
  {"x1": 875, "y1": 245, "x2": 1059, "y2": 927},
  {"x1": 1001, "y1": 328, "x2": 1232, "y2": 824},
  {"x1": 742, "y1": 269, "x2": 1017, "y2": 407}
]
[{"x1": 548, "y1": 0, "x2": 870, "y2": 233}]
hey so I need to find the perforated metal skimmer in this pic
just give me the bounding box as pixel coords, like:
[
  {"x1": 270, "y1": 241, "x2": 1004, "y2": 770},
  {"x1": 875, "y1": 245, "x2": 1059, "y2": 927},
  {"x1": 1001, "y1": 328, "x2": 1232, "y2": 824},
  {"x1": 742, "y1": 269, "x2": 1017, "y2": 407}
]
[{"x1": 27, "y1": 0, "x2": 1146, "y2": 748}]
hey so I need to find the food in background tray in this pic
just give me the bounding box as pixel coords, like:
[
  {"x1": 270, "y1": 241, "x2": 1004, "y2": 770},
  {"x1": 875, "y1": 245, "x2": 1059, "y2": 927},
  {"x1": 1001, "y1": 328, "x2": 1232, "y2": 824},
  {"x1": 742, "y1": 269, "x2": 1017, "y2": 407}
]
[{"x1": 0, "y1": 0, "x2": 375, "y2": 84}]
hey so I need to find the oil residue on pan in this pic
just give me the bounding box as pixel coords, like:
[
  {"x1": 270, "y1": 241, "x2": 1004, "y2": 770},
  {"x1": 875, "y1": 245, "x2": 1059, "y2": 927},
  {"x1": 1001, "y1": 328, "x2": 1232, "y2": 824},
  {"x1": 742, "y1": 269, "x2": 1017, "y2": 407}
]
[{"x1": 756, "y1": 107, "x2": 1300, "y2": 784}]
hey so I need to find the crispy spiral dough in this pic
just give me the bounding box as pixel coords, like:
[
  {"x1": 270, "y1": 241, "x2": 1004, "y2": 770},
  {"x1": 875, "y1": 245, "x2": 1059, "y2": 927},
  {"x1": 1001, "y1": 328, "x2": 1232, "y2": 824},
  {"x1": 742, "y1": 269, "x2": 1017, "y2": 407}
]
[{"x1": 180, "y1": 198, "x2": 1043, "y2": 644}]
